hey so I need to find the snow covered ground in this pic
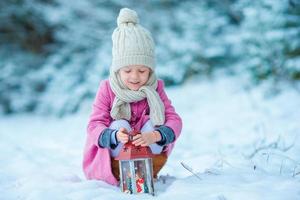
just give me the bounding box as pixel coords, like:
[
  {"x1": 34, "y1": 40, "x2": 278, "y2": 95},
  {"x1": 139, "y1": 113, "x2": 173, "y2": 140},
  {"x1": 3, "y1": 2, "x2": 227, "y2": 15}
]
[{"x1": 1, "y1": 75, "x2": 300, "y2": 200}]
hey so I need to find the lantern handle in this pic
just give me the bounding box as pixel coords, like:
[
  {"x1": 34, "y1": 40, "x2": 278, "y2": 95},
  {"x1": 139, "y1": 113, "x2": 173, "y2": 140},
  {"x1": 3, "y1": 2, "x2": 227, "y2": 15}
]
[{"x1": 128, "y1": 129, "x2": 141, "y2": 142}]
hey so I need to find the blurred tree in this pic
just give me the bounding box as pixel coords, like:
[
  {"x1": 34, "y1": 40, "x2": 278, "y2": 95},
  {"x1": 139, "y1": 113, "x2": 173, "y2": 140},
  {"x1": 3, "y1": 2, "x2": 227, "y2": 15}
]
[
  {"x1": 237, "y1": 0, "x2": 300, "y2": 85},
  {"x1": 0, "y1": 0, "x2": 299, "y2": 116},
  {"x1": 0, "y1": 0, "x2": 56, "y2": 114}
]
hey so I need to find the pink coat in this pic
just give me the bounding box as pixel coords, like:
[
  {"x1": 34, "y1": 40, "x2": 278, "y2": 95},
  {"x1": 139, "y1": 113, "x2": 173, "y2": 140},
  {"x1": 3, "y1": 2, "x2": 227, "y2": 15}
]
[{"x1": 82, "y1": 79, "x2": 182, "y2": 185}]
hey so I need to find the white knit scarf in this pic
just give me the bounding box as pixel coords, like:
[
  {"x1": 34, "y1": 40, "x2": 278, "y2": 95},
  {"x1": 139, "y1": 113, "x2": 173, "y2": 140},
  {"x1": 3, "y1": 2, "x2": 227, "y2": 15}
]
[{"x1": 109, "y1": 71, "x2": 165, "y2": 126}]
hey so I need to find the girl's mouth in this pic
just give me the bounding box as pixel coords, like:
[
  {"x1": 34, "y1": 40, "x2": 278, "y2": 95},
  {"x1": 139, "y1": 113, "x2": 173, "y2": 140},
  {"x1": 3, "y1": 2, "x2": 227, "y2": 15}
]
[{"x1": 130, "y1": 82, "x2": 140, "y2": 85}]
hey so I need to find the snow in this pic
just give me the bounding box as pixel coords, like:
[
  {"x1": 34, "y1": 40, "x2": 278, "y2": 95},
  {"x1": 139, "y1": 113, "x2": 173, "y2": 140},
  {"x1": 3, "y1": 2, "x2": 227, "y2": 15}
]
[{"x1": 1, "y1": 75, "x2": 300, "y2": 199}]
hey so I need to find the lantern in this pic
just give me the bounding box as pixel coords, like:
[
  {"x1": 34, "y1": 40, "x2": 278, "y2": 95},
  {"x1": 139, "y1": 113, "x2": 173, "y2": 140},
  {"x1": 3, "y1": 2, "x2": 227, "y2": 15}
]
[{"x1": 115, "y1": 130, "x2": 155, "y2": 195}]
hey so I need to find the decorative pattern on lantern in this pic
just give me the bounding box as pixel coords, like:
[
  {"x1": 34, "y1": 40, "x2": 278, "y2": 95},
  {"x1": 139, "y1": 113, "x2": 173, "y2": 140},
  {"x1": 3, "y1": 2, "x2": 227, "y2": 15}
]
[{"x1": 115, "y1": 130, "x2": 155, "y2": 195}]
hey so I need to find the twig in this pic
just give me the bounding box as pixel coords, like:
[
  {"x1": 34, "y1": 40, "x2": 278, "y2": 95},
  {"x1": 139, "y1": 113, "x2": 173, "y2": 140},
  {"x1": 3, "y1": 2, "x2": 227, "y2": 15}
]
[
  {"x1": 180, "y1": 162, "x2": 202, "y2": 180},
  {"x1": 261, "y1": 152, "x2": 300, "y2": 165},
  {"x1": 245, "y1": 135, "x2": 295, "y2": 159}
]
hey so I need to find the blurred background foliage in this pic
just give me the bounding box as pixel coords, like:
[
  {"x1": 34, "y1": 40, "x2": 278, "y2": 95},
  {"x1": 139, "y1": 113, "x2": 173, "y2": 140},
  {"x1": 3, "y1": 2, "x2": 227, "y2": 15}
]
[{"x1": 0, "y1": 0, "x2": 299, "y2": 116}]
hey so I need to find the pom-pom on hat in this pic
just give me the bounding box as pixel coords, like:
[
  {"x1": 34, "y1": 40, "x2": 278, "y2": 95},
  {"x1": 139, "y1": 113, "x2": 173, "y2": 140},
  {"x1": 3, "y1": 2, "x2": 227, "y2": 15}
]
[
  {"x1": 111, "y1": 8, "x2": 155, "y2": 72},
  {"x1": 117, "y1": 8, "x2": 139, "y2": 27}
]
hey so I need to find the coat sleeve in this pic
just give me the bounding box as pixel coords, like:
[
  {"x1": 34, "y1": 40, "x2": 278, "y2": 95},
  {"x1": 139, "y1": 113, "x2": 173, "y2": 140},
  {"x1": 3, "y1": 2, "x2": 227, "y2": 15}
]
[
  {"x1": 83, "y1": 80, "x2": 118, "y2": 185},
  {"x1": 86, "y1": 80, "x2": 113, "y2": 147},
  {"x1": 157, "y1": 80, "x2": 182, "y2": 141}
]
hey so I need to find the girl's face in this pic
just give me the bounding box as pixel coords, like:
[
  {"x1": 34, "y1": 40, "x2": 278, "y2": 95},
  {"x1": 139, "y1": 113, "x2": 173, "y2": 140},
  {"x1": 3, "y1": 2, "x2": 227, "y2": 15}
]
[{"x1": 119, "y1": 65, "x2": 151, "y2": 91}]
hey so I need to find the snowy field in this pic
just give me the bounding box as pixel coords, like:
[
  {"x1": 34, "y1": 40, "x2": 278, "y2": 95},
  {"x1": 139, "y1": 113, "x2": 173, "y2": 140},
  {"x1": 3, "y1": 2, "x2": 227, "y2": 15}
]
[{"x1": 1, "y1": 75, "x2": 300, "y2": 200}]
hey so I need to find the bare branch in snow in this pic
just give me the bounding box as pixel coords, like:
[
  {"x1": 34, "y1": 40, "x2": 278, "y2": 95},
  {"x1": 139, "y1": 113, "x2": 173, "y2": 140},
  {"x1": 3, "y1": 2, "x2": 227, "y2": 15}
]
[
  {"x1": 180, "y1": 162, "x2": 202, "y2": 180},
  {"x1": 245, "y1": 135, "x2": 295, "y2": 159}
]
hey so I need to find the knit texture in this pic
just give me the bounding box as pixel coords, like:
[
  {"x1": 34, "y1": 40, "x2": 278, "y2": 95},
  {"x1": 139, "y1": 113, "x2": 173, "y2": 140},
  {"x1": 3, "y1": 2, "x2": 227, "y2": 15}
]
[
  {"x1": 111, "y1": 8, "x2": 155, "y2": 72},
  {"x1": 98, "y1": 128, "x2": 118, "y2": 149},
  {"x1": 109, "y1": 8, "x2": 164, "y2": 126},
  {"x1": 109, "y1": 71, "x2": 165, "y2": 126},
  {"x1": 155, "y1": 125, "x2": 175, "y2": 146}
]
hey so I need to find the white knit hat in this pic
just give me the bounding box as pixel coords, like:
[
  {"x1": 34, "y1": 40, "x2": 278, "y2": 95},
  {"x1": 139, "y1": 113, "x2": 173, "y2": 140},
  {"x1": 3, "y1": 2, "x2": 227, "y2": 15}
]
[{"x1": 111, "y1": 8, "x2": 155, "y2": 72}]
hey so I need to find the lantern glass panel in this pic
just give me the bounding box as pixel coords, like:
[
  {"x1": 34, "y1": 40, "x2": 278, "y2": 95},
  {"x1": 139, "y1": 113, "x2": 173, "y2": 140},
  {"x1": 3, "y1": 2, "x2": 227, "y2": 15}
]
[
  {"x1": 134, "y1": 160, "x2": 149, "y2": 193},
  {"x1": 120, "y1": 161, "x2": 133, "y2": 194},
  {"x1": 119, "y1": 159, "x2": 154, "y2": 195}
]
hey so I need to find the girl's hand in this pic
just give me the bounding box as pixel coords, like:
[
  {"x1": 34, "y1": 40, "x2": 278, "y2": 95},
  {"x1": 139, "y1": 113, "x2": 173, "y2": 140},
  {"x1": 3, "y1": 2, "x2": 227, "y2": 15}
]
[
  {"x1": 132, "y1": 131, "x2": 162, "y2": 146},
  {"x1": 116, "y1": 127, "x2": 129, "y2": 144}
]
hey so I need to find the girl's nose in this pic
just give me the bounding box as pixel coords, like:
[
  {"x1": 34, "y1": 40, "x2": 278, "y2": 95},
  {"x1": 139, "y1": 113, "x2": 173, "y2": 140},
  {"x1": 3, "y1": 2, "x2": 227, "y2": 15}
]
[{"x1": 131, "y1": 71, "x2": 139, "y2": 79}]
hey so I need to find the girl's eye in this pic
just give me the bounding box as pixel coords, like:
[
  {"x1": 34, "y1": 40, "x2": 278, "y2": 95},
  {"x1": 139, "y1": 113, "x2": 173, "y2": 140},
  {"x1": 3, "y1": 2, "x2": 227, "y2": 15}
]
[
  {"x1": 124, "y1": 70, "x2": 131, "y2": 73},
  {"x1": 139, "y1": 70, "x2": 145, "y2": 73}
]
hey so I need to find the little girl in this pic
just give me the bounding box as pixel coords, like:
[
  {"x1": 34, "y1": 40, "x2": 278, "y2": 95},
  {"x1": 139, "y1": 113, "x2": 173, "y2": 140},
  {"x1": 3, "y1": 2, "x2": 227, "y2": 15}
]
[{"x1": 82, "y1": 8, "x2": 182, "y2": 186}]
